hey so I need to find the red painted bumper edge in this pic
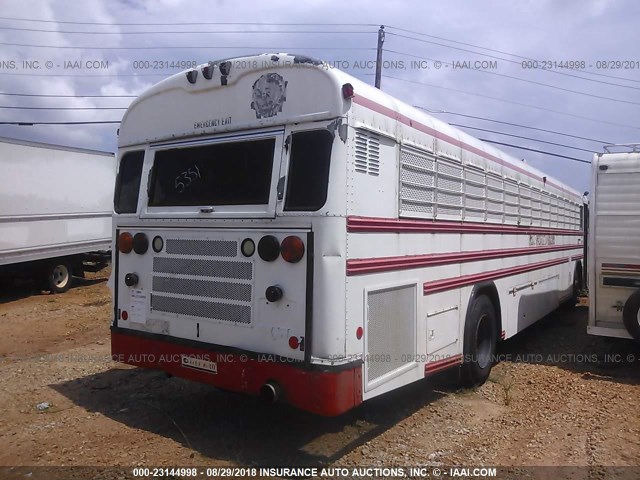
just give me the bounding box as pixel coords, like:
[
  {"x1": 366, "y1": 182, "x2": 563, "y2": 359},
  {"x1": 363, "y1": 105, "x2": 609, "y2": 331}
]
[
  {"x1": 425, "y1": 354, "x2": 463, "y2": 376},
  {"x1": 111, "y1": 329, "x2": 363, "y2": 416}
]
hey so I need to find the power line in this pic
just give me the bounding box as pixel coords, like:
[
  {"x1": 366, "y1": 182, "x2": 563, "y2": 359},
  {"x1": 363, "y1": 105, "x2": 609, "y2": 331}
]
[
  {"x1": 0, "y1": 92, "x2": 136, "y2": 98},
  {"x1": 0, "y1": 72, "x2": 181, "y2": 77},
  {"x1": 0, "y1": 41, "x2": 374, "y2": 50},
  {"x1": 0, "y1": 26, "x2": 375, "y2": 35},
  {"x1": 451, "y1": 123, "x2": 596, "y2": 153},
  {"x1": 479, "y1": 139, "x2": 591, "y2": 164},
  {"x1": 386, "y1": 31, "x2": 640, "y2": 88},
  {"x1": 385, "y1": 49, "x2": 640, "y2": 94},
  {"x1": 387, "y1": 26, "x2": 530, "y2": 61},
  {"x1": 0, "y1": 70, "x2": 376, "y2": 79},
  {"x1": 385, "y1": 25, "x2": 640, "y2": 85},
  {"x1": 0, "y1": 17, "x2": 379, "y2": 26},
  {"x1": 414, "y1": 107, "x2": 612, "y2": 145},
  {"x1": 383, "y1": 75, "x2": 640, "y2": 131}
]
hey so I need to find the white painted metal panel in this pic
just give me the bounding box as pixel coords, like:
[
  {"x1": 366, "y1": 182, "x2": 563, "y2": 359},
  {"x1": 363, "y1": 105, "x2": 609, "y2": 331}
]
[
  {"x1": 589, "y1": 151, "x2": 640, "y2": 338},
  {"x1": 116, "y1": 227, "x2": 309, "y2": 360},
  {"x1": 0, "y1": 138, "x2": 114, "y2": 265}
]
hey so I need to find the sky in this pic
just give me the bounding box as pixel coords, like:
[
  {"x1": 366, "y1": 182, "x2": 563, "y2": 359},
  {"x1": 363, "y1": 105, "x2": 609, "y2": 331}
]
[{"x1": 0, "y1": 0, "x2": 638, "y2": 194}]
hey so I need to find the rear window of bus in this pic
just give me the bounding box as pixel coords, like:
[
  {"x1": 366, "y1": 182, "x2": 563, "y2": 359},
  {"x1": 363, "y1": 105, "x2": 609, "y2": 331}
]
[
  {"x1": 148, "y1": 138, "x2": 275, "y2": 206},
  {"x1": 284, "y1": 130, "x2": 333, "y2": 211},
  {"x1": 114, "y1": 150, "x2": 144, "y2": 214}
]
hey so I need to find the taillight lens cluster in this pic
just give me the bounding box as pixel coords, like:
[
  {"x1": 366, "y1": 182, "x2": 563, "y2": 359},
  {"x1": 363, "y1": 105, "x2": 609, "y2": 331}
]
[
  {"x1": 118, "y1": 232, "x2": 134, "y2": 254},
  {"x1": 118, "y1": 231, "x2": 152, "y2": 254},
  {"x1": 119, "y1": 231, "x2": 304, "y2": 263},
  {"x1": 252, "y1": 235, "x2": 305, "y2": 263},
  {"x1": 280, "y1": 236, "x2": 305, "y2": 263}
]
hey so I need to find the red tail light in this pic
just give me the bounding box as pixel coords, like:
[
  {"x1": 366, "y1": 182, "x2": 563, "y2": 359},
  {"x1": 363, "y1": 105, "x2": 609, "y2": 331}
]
[
  {"x1": 342, "y1": 83, "x2": 354, "y2": 99},
  {"x1": 280, "y1": 236, "x2": 305, "y2": 263},
  {"x1": 288, "y1": 336, "x2": 299, "y2": 349},
  {"x1": 118, "y1": 232, "x2": 133, "y2": 254},
  {"x1": 133, "y1": 233, "x2": 149, "y2": 254}
]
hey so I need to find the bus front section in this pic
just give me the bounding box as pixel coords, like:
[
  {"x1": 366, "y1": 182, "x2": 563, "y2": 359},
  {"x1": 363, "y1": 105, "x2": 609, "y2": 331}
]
[{"x1": 111, "y1": 54, "x2": 358, "y2": 416}]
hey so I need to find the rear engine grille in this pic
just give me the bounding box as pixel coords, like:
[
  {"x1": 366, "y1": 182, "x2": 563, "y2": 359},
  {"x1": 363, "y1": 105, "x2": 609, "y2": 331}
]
[
  {"x1": 151, "y1": 238, "x2": 253, "y2": 325},
  {"x1": 152, "y1": 276, "x2": 251, "y2": 302},
  {"x1": 165, "y1": 239, "x2": 237, "y2": 257},
  {"x1": 153, "y1": 257, "x2": 252, "y2": 280},
  {"x1": 151, "y1": 295, "x2": 251, "y2": 324}
]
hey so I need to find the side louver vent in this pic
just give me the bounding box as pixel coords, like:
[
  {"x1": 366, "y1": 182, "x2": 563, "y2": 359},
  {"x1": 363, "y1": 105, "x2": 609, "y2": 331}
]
[{"x1": 354, "y1": 129, "x2": 380, "y2": 176}]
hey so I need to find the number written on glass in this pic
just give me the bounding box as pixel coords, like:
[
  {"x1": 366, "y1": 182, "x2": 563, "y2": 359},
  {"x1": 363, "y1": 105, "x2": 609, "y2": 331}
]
[{"x1": 174, "y1": 165, "x2": 201, "y2": 193}]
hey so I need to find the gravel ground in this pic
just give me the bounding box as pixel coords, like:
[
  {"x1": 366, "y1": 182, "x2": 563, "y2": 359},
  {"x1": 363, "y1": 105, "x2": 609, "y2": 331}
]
[{"x1": 0, "y1": 271, "x2": 638, "y2": 477}]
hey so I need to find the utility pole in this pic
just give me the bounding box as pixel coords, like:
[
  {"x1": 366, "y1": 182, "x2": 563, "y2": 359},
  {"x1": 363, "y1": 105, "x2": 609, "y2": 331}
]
[{"x1": 375, "y1": 25, "x2": 385, "y2": 89}]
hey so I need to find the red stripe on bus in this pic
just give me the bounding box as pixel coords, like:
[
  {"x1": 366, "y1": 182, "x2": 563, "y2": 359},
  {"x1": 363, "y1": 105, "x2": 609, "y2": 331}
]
[
  {"x1": 347, "y1": 216, "x2": 583, "y2": 236},
  {"x1": 347, "y1": 244, "x2": 582, "y2": 275},
  {"x1": 423, "y1": 256, "x2": 572, "y2": 295},
  {"x1": 425, "y1": 354, "x2": 463, "y2": 376},
  {"x1": 602, "y1": 263, "x2": 640, "y2": 270},
  {"x1": 353, "y1": 95, "x2": 580, "y2": 200}
]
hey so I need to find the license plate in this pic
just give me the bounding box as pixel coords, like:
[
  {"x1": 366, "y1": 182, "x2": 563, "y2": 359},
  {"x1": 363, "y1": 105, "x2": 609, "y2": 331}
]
[{"x1": 181, "y1": 355, "x2": 218, "y2": 374}]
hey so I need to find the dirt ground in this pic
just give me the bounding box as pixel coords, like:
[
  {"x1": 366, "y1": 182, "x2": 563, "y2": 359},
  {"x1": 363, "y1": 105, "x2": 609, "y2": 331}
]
[{"x1": 0, "y1": 269, "x2": 638, "y2": 476}]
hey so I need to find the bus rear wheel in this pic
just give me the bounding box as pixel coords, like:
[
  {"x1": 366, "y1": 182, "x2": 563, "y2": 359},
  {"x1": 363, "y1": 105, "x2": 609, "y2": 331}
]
[
  {"x1": 461, "y1": 294, "x2": 498, "y2": 387},
  {"x1": 622, "y1": 289, "x2": 640, "y2": 343}
]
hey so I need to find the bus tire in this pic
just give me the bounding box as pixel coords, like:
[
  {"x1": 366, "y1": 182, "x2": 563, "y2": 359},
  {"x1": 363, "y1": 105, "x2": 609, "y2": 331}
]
[
  {"x1": 461, "y1": 294, "x2": 498, "y2": 387},
  {"x1": 622, "y1": 289, "x2": 640, "y2": 343},
  {"x1": 45, "y1": 262, "x2": 73, "y2": 294}
]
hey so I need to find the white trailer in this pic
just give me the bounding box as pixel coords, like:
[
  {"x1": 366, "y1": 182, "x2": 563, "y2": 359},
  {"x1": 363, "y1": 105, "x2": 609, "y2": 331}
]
[
  {"x1": 588, "y1": 145, "x2": 640, "y2": 343},
  {"x1": 0, "y1": 137, "x2": 115, "y2": 293}
]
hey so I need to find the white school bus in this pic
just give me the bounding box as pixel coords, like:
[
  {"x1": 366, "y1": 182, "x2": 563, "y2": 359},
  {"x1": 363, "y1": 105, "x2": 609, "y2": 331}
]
[
  {"x1": 112, "y1": 53, "x2": 584, "y2": 416},
  {"x1": 588, "y1": 145, "x2": 640, "y2": 343}
]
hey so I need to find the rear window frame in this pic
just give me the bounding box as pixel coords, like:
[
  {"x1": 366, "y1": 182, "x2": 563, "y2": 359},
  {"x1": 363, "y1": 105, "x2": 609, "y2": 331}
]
[
  {"x1": 141, "y1": 130, "x2": 284, "y2": 219},
  {"x1": 114, "y1": 150, "x2": 145, "y2": 214},
  {"x1": 147, "y1": 137, "x2": 276, "y2": 208},
  {"x1": 283, "y1": 129, "x2": 334, "y2": 212}
]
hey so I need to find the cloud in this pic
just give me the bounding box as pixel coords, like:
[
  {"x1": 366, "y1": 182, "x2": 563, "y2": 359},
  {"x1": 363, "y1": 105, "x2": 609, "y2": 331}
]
[{"x1": 0, "y1": 0, "x2": 637, "y2": 192}]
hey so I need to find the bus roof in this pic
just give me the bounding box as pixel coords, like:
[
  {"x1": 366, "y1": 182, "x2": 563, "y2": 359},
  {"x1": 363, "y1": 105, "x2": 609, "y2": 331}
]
[{"x1": 120, "y1": 53, "x2": 581, "y2": 200}]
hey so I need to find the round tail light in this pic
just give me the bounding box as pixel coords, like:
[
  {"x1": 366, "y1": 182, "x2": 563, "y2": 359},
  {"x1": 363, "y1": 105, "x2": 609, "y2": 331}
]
[
  {"x1": 258, "y1": 235, "x2": 280, "y2": 262},
  {"x1": 133, "y1": 233, "x2": 149, "y2": 254},
  {"x1": 152, "y1": 235, "x2": 164, "y2": 253},
  {"x1": 118, "y1": 232, "x2": 133, "y2": 254},
  {"x1": 280, "y1": 236, "x2": 305, "y2": 263},
  {"x1": 241, "y1": 238, "x2": 256, "y2": 257}
]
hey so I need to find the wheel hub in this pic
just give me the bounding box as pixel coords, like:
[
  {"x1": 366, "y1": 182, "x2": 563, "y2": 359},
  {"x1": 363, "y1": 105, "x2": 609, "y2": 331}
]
[
  {"x1": 476, "y1": 313, "x2": 493, "y2": 369},
  {"x1": 52, "y1": 265, "x2": 70, "y2": 288}
]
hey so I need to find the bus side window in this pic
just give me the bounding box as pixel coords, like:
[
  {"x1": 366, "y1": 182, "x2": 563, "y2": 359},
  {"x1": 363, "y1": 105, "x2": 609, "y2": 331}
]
[
  {"x1": 284, "y1": 130, "x2": 333, "y2": 212},
  {"x1": 114, "y1": 150, "x2": 144, "y2": 214}
]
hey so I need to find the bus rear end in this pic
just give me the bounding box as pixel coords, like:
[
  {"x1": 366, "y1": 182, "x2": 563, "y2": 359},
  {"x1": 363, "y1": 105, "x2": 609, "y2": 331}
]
[{"x1": 111, "y1": 54, "x2": 360, "y2": 415}]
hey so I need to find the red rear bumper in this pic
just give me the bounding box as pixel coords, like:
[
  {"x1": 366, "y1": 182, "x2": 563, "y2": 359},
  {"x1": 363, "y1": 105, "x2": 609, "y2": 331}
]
[{"x1": 111, "y1": 329, "x2": 363, "y2": 416}]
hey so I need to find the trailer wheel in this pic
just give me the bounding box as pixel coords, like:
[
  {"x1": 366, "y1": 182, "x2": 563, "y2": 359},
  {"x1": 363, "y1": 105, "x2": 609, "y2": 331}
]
[
  {"x1": 622, "y1": 289, "x2": 640, "y2": 343},
  {"x1": 461, "y1": 294, "x2": 498, "y2": 387},
  {"x1": 45, "y1": 262, "x2": 73, "y2": 294}
]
